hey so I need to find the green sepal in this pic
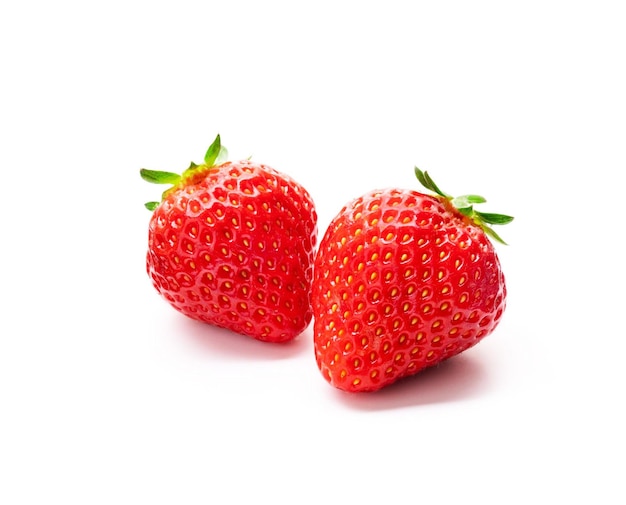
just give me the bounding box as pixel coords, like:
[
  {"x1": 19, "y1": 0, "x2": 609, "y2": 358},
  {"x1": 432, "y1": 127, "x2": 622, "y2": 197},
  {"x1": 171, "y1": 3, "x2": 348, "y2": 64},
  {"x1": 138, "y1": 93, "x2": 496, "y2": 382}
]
[
  {"x1": 452, "y1": 194, "x2": 487, "y2": 209},
  {"x1": 414, "y1": 167, "x2": 449, "y2": 198},
  {"x1": 475, "y1": 211, "x2": 514, "y2": 225},
  {"x1": 482, "y1": 225, "x2": 508, "y2": 245},
  {"x1": 414, "y1": 166, "x2": 513, "y2": 245},
  {"x1": 204, "y1": 134, "x2": 229, "y2": 167},
  {"x1": 140, "y1": 169, "x2": 181, "y2": 185},
  {"x1": 141, "y1": 134, "x2": 229, "y2": 211}
]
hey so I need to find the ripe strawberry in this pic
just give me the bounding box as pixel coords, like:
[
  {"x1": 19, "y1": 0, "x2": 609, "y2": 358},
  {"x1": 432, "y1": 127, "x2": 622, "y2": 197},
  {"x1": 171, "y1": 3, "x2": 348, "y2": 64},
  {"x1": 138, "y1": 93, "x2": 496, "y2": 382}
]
[
  {"x1": 141, "y1": 135, "x2": 317, "y2": 343},
  {"x1": 312, "y1": 168, "x2": 512, "y2": 392}
]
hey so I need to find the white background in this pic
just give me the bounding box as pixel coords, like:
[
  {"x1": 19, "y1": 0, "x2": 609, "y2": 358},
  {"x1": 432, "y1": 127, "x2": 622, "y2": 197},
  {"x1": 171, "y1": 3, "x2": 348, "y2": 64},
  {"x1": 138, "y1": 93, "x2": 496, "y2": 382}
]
[{"x1": 1, "y1": 1, "x2": 625, "y2": 503}]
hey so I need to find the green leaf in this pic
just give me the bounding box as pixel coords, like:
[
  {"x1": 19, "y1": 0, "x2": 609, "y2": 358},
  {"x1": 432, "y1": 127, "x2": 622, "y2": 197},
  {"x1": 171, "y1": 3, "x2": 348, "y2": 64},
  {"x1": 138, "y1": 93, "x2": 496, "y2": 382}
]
[
  {"x1": 415, "y1": 167, "x2": 449, "y2": 198},
  {"x1": 465, "y1": 194, "x2": 487, "y2": 204},
  {"x1": 452, "y1": 194, "x2": 487, "y2": 209},
  {"x1": 457, "y1": 206, "x2": 474, "y2": 217},
  {"x1": 476, "y1": 211, "x2": 514, "y2": 225},
  {"x1": 482, "y1": 225, "x2": 508, "y2": 245},
  {"x1": 215, "y1": 146, "x2": 229, "y2": 165},
  {"x1": 414, "y1": 167, "x2": 430, "y2": 190},
  {"x1": 204, "y1": 134, "x2": 222, "y2": 166},
  {"x1": 145, "y1": 201, "x2": 159, "y2": 211},
  {"x1": 140, "y1": 169, "x2": 181, "y2": 185}
]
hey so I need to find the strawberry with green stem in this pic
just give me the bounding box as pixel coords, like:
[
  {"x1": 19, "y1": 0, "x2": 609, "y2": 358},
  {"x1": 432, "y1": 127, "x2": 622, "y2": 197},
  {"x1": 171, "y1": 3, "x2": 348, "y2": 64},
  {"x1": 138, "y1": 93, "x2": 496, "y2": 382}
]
[
  {"x1": 312, "y1": 168, "x2": 512, "y2": 392},
  {"x1": 141, "y1": 135, "x2": 318, "y2": 343}
]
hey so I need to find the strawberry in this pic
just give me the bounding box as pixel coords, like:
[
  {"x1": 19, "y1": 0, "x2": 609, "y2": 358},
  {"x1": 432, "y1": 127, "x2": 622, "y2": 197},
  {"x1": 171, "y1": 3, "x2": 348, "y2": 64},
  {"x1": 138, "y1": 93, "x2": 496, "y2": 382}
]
[
  {"x1": 141, "y1": 135, "x2": 317, "y2": 343},
  {"x1": 312, "y1": 168, "x2": 512, "y2": 392}
]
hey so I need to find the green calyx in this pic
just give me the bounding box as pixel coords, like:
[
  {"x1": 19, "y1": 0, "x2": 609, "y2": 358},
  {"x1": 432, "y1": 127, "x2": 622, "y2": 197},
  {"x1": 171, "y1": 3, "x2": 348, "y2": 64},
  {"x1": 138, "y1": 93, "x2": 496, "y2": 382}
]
[
  {"x1": 140, "y1": 134, "x2": 229, "y2": 211},
  {"x1": 414, "y1": 167, "x2": 514, "y2": 245}
]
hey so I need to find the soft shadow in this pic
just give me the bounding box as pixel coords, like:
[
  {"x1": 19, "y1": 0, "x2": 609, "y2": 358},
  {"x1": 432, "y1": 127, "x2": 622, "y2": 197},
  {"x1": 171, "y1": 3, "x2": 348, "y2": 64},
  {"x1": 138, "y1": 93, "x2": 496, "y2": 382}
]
[
  {"x1": 333, "y1": 353, "x2": 491, "y2": 411},
  {"x1": 174, "y1": 315, "x2": 312, "y2": 361}
]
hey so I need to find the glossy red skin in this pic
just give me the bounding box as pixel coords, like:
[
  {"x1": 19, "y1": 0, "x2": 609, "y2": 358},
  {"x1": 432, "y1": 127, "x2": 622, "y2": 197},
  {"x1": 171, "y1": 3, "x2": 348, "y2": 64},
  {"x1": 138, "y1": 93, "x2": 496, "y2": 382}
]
[
  {"x1": 146, "y1": 160, "x2": 317, "y2": 343},
  {"x1": 312, "y1": 188, "x2": 506, "y2": 392}
]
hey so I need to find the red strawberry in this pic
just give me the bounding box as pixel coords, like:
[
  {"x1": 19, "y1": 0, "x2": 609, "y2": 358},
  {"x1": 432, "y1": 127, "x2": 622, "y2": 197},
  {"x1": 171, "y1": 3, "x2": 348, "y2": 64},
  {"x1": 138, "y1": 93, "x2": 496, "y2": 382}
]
[
  {"x1": 141, "y1": 135, "x2": 317, "y2": 343},
  {"x1": 312, "y1": 168, "x2": 512, "y2": 392}
]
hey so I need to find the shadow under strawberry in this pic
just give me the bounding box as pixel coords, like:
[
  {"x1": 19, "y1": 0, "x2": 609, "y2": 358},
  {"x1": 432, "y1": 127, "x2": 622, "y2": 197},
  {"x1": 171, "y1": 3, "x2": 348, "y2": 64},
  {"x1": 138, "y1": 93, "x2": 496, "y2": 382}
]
[
  {"x1": 330, "y1": 352, "x2": 491, "y2": 411},
  {"x1": 175, "y1": 315, "x2": 312, "y2": 361}
]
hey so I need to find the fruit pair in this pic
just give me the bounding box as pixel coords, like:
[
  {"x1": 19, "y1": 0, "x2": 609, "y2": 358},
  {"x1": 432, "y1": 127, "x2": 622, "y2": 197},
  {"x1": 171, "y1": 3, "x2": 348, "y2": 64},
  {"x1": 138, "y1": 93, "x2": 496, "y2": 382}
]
[{"x1": 142, "y1": 136, "x2": 512, "y2": 392}]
